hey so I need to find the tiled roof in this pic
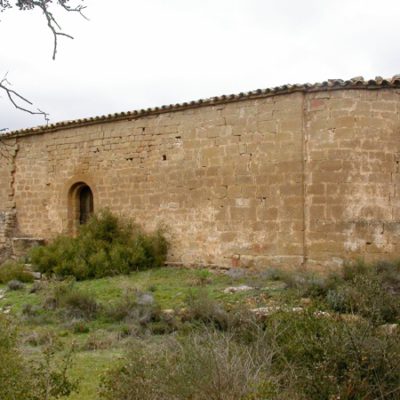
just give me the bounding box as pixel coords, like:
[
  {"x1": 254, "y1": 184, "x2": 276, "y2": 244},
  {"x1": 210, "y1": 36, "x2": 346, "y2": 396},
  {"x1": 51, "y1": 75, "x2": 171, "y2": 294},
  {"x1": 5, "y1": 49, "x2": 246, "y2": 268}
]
[{"x1": 3, "y1": 75, "x2": 400, "y2": 139}]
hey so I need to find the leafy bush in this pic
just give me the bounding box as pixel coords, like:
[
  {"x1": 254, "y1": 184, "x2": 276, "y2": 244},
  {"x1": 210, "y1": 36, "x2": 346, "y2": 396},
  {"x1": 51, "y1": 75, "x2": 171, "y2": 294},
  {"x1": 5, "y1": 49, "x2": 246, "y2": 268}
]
[
  {"x1": 100, "y1": 312, "x2": 400, "y2": 400},
  {"x1": 28, "y1": 344, "x2": 79, "y2": 400},
  {"x1": 29, "y1": 281, "x2": 44, "y2": 294},
  {"x1": 30, "y1": 209, "x2": 169, "y2": 280},
  {"x1": 82, "y1": 331, "x2": 118, "y2": 351},
  {"x1": 184, "y1": 289, "x2": 230, "y2": 330},
  {"x1": 23, "y1": 329, "x2": 56, "y2": 347},
  {"x1": 62, "y1": 290, "x2": 99, "y2": 319},
  {"x1": 0, "y1": 316, "x2": 78, "y2": 400},
  {"x1": 325, "y1": 260, "x2": 400, "y2": 324},
  {"x1": 276, "y1": 260, "x2": 400, "y2": 324},
  {"x1": 104, "y1": 289, "x2": 176, "y2": 334},
  {"x1": 0, "y1": 260, "x2": 34, "y2": 284},
  {"x1": 98, "y1": 267, "x2": 400, "y2": 400},
  {"x1": 104, "y1": 290, "x2": 139, "y2": 322},
  {"x1": 193, "y1": 269, "x2": 213, "y2": 286},
  {"x1": 277, "y1": 269, "x2": 340, "y2": 299},
  {"x1": 22, "y1": 304, "x2": 41, "y2": 318},
  {"x1": 269, "y1": 311, "x2": 400, "y2": 400},
  {"x1": 71, "y1": 320, "x2": 90, "y2": 334},
  {"x1": 0, "y1": 316, "x2": 31, "y2": 399},
  {"x1": 44, "y1": 279, "x2": 99, "y2": 320}
]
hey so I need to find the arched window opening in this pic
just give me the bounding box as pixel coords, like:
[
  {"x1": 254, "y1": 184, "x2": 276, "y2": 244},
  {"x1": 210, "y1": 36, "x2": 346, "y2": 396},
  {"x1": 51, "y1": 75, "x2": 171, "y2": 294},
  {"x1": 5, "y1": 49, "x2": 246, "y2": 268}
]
[
  {"x1": 68, "y1": 182, "x2": 94, "y2": 235},
  {"x1": 79, "y1": 186, "x2": 94, "y2": 225}
]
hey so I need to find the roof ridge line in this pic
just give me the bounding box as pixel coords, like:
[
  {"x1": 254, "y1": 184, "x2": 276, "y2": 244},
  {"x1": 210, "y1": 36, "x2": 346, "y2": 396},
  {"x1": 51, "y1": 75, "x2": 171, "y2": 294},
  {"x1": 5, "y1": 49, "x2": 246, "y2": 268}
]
[{"x1": 2, "y1": 74, "x2": 400, "y2": 139}]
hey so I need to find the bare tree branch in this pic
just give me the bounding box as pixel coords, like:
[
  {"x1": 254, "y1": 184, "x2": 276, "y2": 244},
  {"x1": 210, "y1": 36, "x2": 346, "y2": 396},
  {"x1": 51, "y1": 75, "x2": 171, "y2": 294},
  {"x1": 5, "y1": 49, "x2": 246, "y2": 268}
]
[
  {"x1": 0, "y1": 0, "x2": 87, "y2": 130},
  {"x1": 15, "y1": 0, "x2": 87, "y2": 60},
  {"x1": 57, "y1": 0, "x2": 87, "y2": 17},
  {"x1": 0, "y1": 72, "x2": 49, "y2": 124},
  {"x1": 1, "y1": 1, "x2": 87, "y2": 59},
  {"x1": 32, "y1": 0, "x2": 87, "y2": 59}
]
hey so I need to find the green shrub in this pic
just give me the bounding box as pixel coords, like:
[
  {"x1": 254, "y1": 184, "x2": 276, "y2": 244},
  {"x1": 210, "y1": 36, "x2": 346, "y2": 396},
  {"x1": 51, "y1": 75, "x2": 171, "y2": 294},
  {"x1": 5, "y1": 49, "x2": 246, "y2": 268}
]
[
  {"x1": 62, "y1": 290, "x2": 99, "y2": 319},
  {"x1": 44, "y1": 279, "x2": 99, "y2": 320},
  {"x1": 227, "y1": 305, "x2": 261, "y2": 344},
  {"x1": 104, "y1": 289, "x2": 177, "y2": 334},
  {"x1": 99, "y1": 289, "x2": 400, "y2": 400},
  {"x1": 30, "y1": 209, "x2": 169, "y2": 280},
  {"x1": 375, "y1": 260, "x2": 400, "y2": 294},
  {"x1": 104, "y1": 291, "x2": 139, "y2": 322},
  {"x1": 29, "y1": 280, "x2": 44, "y2": 294},
  {"x1": 43, "y1": 278, "x2": 75, "y2": 310},
  {"x1": 268, "y1": 311, "x2": 400, "y2": 400},
  {"x1": 325, "y1": 260, "x2": 400, "y2": 324},
  {"x1": 147, "y1": 320, "x2": 177, "y2": 335},
  {"x1": 119, "y1": 323, "x2": 142, "y2": 338},
  {"x1": 0, "y1": 260, "x2": 34, "y2": 284},
  {"x1": 279, "y1": 260, "x2": 400, "y2": 324},
  {"x1": 193, "y1": 269, "x2": 213, "y2": 286},
  {"x1": 278, "y1": 270, "x2": 341, "y2": 299},
  {"x1": 0, "y1": 316, "x2": 78, "y2": 399},
  {"x1": 184, "y1": 289, "x2": 230, "y2": 330},
  {"x1": 0, "y1": 316, "x2": 31, "y2": 399},
  {"x1": 28, "y1": 344, "x2": 79, "y2": 400},
  {"x1": 22, "y1": 303, "x2": 41, "y2": 318},
  {"x1": 82, "y1": 331, "x2": 118, "y2": 351},
  {"x1": 71, "y1": 320, "x2": 90, "y2": 334},
  {"x1": 23, "y1": 329, "x2": 56, "y2": 347}
]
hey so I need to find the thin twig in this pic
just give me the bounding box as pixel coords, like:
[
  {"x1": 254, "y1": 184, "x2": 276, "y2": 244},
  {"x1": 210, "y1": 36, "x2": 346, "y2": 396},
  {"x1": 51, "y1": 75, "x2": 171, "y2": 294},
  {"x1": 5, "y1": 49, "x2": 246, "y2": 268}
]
[
  {"x1": 32, "y1": 0, "x2": 87, "y2": 59},
  {"x1": 0, "y1": 72, "x2": 49, "y2": 123},
  {"x1": 1, "y1": 1, "x2": 87, "y2": 60}
]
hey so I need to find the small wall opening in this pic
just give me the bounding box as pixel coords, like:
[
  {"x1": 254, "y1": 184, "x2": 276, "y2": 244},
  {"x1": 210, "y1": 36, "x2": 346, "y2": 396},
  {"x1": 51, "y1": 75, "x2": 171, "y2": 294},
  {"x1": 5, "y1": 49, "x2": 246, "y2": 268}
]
[{"x1": 68, "y1": 182, "x2": 94, "y2": 235}]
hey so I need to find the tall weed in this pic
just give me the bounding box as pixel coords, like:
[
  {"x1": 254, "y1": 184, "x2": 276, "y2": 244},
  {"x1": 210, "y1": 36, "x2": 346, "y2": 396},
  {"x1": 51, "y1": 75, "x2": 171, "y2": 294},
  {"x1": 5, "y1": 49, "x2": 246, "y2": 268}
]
[{"x1": 99, "y1": 330, "x2": 278, "y2": 400}]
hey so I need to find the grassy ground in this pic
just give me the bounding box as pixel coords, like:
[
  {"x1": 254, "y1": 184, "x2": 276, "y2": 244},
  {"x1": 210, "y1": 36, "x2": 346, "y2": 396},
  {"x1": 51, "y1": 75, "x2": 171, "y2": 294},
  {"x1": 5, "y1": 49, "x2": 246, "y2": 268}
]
[
  {"x1": 0, "y1": 267, "x2": 288, "y2": 400},
  {"x1": 1, "y1": 262, "x2": 400, "y2": 399}
]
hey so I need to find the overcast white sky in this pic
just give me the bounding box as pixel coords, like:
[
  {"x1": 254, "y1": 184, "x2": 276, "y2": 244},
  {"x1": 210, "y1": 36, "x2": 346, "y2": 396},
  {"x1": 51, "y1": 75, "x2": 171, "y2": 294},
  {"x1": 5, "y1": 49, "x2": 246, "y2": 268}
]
[{"x1": 1, "y1": 0, "x2": 400, "y2": 131}]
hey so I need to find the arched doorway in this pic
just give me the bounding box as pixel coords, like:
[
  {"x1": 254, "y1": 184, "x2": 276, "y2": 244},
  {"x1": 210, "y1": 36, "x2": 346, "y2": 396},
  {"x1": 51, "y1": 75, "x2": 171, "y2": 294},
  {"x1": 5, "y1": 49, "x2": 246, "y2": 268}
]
[{"x1": 68, "y1": 182, "x2": 94, "y2": 235}]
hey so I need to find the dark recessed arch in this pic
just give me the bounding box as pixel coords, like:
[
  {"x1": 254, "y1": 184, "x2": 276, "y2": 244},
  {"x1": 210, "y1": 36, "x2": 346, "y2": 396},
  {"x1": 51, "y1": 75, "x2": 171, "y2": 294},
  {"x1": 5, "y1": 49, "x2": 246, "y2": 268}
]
[{"x1": 67, "y1": 182, "x2": 94, "y2": 235}]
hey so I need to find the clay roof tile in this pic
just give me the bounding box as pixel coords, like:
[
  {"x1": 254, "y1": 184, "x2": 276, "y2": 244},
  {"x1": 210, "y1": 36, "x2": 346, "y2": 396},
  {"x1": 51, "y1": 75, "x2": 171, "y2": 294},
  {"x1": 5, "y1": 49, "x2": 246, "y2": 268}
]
[{"x1": 2, "y1": 74, "x2": 400, "y2": 139}]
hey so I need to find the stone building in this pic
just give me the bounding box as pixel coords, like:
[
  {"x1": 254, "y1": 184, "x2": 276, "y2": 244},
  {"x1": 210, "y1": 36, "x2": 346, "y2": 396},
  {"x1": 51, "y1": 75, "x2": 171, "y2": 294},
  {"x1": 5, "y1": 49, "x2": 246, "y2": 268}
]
[{"x1": 1, "y1": 76, "x2": 400, "y2": 270}]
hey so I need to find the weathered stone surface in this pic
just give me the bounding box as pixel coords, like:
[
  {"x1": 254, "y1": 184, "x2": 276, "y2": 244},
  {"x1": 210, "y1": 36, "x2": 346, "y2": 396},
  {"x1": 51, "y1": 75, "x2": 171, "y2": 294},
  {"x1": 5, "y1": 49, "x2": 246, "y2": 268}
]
[
  {"x1": 377, "y1": 323, "x2": 399, "y2": 335},
  {"x1": 1, "y1": 85, "x2": 400, "y2": 270},
  {"x1": 251, "y1": 306, "x2": 304, "y2": 319},
  {"x1": 223, "y1": 285, "x2": 254, "y2": 294}
]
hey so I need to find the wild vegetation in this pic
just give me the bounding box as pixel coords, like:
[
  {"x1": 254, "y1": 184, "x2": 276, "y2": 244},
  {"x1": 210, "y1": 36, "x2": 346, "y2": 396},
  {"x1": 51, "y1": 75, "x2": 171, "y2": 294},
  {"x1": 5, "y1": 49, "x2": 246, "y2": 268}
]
[
  {"x1": 98, "y1": 262, "x2": 400, "y2": 400},
  {"x1": 0, "y1": 260, "x2": 34, "y2": 284},
  {"x1": 0, "y1": 315, "x2": 77, "y2": 400},
  {"x1": 30, "y1": 209, "x2": 169, "y2": 280},
  {"x1": 0, "y1": 213, "x2": 399, "y2": 399}
]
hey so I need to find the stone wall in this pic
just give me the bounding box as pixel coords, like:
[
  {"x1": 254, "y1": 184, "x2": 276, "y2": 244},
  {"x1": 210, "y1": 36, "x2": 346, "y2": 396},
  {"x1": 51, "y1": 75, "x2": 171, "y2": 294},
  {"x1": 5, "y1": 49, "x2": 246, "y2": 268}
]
[
  {"x1": 304, "y1": 89, "x2": 400, "y2": 268},
  {"x1": 0, "y1": 211, "x2": 16, "y2": 263},
  {"x1": 1, "y1": 84, "x2": 400, "y2": 270},
  {"x1": 0, "y1": 138, "x2": 17, "y2": 263}
]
